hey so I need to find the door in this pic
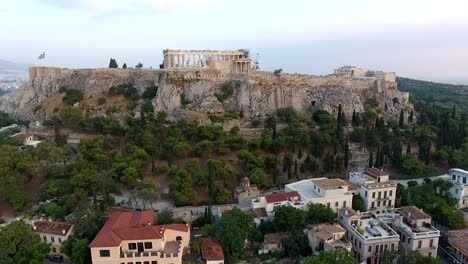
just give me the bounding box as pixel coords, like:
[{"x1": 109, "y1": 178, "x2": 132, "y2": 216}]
[{"x1": 137, "y1": 242, "x2": 144, "y2": 252}]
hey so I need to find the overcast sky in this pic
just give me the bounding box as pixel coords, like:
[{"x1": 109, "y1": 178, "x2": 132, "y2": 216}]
[{"x1": 2, "y1": 0, "x2": 468, "y2": 83}]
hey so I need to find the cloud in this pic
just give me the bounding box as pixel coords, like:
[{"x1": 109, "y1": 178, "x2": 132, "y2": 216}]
[{"x1": 35, "y1": 0, "x2": 219, "y2": 14}]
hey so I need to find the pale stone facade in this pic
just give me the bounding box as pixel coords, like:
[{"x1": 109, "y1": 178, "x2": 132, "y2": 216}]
[
  {"x1": 284, "y1": 178, "x2": 355, "y2": 212},
  {"x1": 307, "y1": 224, "x2": 351, "y2": 253},
  {"x1": 163, "y1": 49, "x2": 252, "y2": 75},
  {"x1": 349, "y1": 168, "x2": 397, "y2": 213},
  {"x1": 448, "y1": 168, "x2": 468, "y2": 209},
  {"x1": 32, "y1": 220, "x2": 74, "y2": 255}
]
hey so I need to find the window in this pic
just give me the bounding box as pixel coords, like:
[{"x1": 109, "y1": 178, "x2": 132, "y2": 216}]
[
  {"x1": 327, "y1": 202, "x2": 330, "y2": 208},
  {"x1": 383, "y1": 200, "x2": 386, "y2": 206},
  {"x1": 384, "y1": 191, "x2": 387, "y2": 198},
  {"x1": 372, "y1": 192, "x2": 375, "y2": 198},
  {"x1": 430, "y1": 239, "x2": 434, "y2": 247},
  {"x1": 343, "y1": 201, "x2": 346, "y2": 207},
  {"x1": 144, "y1": 242, "x2": 153, "y2": 249},
  {"x1": 407, "y1": 238, "x2": 410, "y2": 244},
  {"x1": 152, "y1": 262, "x2": 158, "y2": 264},
  {"x1": 58, "y1": 238, "x2": 62, "y2": 244},
  {"x1": 388, "y1": 200, "x2": 392, "y2": 206},
  {"x1": 384, "y1": 244, "x2": 388, "y2": 251},
  {"x1": 144, "y1": 262, "x2": 150, "y2": 264},
  {"x1": 371, "y1": 202, "x2": 375, "y2": 208},
  {"x1": 389, "y1": 190, "x2": 393, "y2": 197},
  {"x1": 418, "y1": 241, "x2": 422, "y2": 249},
  {"x1": 359, "y1": 242, "x2": 361, "y2": 249},
  {"x1": 378, "y1": 192, "x2": 381, "y2": 199},
  {"x1": 129, "y1": 243, "x2": 137, "y2": 250},
  {"x1": 335, "y1": 202, "x2": 339, "y2": 207},
  {"x1": 314, "y1": 185, "x2": 316, "y2": 190},
  {"x1": 368, "y1": 246, "x2": 372, "y2": 252},
  {"x1": 52, "y1": 247, "x2": 56, "y2": 253},
  {"x1": 99, "y1": 250, "x2": 110, "y2": 257},
  {"x1": 43, "y1": 236, "x2": 47, "y2": 243},
  {"x1": 51, "y1": 237, "x2": 55, "y2": 243},
  {"x1": 377, "y1": 201, "x2": 381, "y2": 207},
  {"x1": 453, "y1": 175, "x2": 456, "y2": 180},
  {"x1": 391, "y1": 243, "x2": 395, "y2": 250},
  {"x1": 428, "y1": 252, "x2": 432, "y2": 257},
  {"x1": 318, "y1": 188, "x2": 320, "y2": 193},
  {"x1": 365, "y1": 191, "x2": 368, "y2": 197},
  {"x1": 464, "y1": 177, "x2": 467, "y2": 184}
]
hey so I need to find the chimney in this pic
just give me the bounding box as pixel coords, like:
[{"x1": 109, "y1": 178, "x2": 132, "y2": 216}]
[{"x1": 62, "y1": 229, "x2": 66, "y2": 235}]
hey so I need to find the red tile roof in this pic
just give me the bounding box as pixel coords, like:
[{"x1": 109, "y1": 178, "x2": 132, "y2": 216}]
[
  {"x1": 265, "y1": 191, "x2": 299, "y2": 204},
  {"x1": 201, "y1": 238, "x2": 224, "y2": 261},
  {"x1": 33, "y1": 221, "x2": 73, "y2": 236},
  {"x1": 89, "y1": 210, "x2": 189, "y2": 248}
]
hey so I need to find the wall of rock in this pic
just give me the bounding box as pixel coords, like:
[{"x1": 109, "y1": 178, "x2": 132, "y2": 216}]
[{"x1": 0, "y1": 67, "x2": 412, "y2": 122}]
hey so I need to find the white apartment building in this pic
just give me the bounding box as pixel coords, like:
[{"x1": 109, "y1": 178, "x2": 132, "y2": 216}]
[
  {"x1": 338, "y1": 208, "x2": 400, "y2": 264},
  {"x1": 448, "y1": 168, "x2": 468, "y2": 209},
  {"x1": 251, "y1": 191, "x2": 303, "y2": 226},
  {"x1": 377, "y1": 206, "x2": 440, "y2": 258},
  {"x1": 284, "y1": 178, "x2": 355, "y2": 212},
  {"x1": 349, "y1": 168, "x2": 397, "y2": 213}
]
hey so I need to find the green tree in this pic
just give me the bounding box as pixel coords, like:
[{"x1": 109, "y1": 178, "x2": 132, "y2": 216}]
[
  {"x1": 108, "y1": 58, "x2": 118, "y2": 68},
  {"x1": 170, "y1": 170, "x2": 196, "y2": 206},
  {"x1": 214, "y1": 208, "x2": 255, "y2": 262},
  {"x1": 307, "y1": 203, "x2": 336, "y2": 224},
  {"x1": 248, "y1": 167, "x2": 268, "y2": 188},
  {"x1": 352, "y1": 194, "x2": 364, "y2": 211},
  {"x1": 122, "y1": 63, "x2": 127, "y2": 69},
  {"x1": 304, "y1": 247, "x2": 355, "y2": 264},
  {"x1": 274, "y1": 206, "x2": 307, "y2": 231},
  {"x1": 0, "y1": 221, "x2": 50, "y2": 264}
]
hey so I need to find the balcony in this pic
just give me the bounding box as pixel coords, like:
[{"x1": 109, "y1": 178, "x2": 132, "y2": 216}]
[{"x1": 120, "y1": 251, "x2": 179, "y2": 259}]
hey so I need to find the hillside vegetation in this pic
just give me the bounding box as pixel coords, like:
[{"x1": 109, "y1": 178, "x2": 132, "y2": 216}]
[{"x1": 398, "y1": 77, "x2": 468, "y2": 113}]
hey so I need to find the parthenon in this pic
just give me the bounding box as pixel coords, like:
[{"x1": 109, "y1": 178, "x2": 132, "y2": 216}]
[{"x1": 163, "y1": 49, "x2": 252, "y2": 75}]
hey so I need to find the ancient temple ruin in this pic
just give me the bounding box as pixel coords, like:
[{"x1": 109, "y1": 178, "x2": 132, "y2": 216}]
[{"x1": 163, "y1": 49, "x2": 252, "y2": 75}]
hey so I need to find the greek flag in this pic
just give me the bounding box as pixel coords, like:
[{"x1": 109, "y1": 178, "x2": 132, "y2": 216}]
[{"x1": 38, "y1": 52, "x2": 45, "y2": 60}]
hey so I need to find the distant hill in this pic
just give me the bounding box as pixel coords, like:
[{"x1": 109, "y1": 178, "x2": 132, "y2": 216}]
[
  {"x1": 0, "y1": 59, "x2": 29, "y2": 79},
  {"x1": 397, "y1": 77, "x2": 468, "y2": 113}
]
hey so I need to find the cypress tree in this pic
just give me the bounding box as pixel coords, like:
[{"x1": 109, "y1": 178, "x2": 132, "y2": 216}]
[
  {"x1": 452, "y1": 104, "x2": 457, "y2": 119},
  {"x1": 408, "y1": 110, "x2": 414, "y2": 123},
  {"x1": 122, "y1": 63, "x2": 127, "y2": 69},
  {"x1": 369, "y1": 150, "x2": 374, "y2": 168},
  {"x1": 379, "y1": 146, "x2": 384, "y2": 167},
  {"x1": 344, "y1": 141, "x2": 349, "y2": 168},
  {"x1": 406, "y1": 142, "x2": 411, "y2": 155},
  {"x1": 352, "y1": 110, "x2": 357, "y2": 126},
  {"x1": 109, "y1": 58, "x2": 118, "y2": 68},
  {"x1": 399, "y1": 109, "x2": 404, "y2": 128},
  {"x1": 375, "y1": 147, "x2": 381, "y2": 168}
]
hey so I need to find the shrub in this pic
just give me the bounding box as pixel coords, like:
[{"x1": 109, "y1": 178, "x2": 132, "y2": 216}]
[
  {"x1": 224, "y1": 109, "x2": 240, "y2": 120},
  {"x1": 142, "y1": 85, "x2": 158, "y2": 100},
  {"x1": 180, "y1": 94, "x2": 191, "y2": 106},
  {"x1": 97, "y1": 97, "x2": 106, "y2": 105},
  {"x1": 350, "y1": 128, "x2": 366, "y2": 142},
  {"x1": 215, "y1": 82, "x2": 234, "y2": 102},
  {"x1": 58, "y1": 87, "x2": 67, "y2": 93},
  {"x1": 109, "y1": 84, "x2": 140, "y2": 101},
  {"x1": 62, "y1": 89, "x2": 84, "y2": 105},
  {"x1": 356, "y1": 226, "x2": 365, "y2": 235},
  {"x1": 154, "y1": 165, "x2": 168, "y2": 174},
  {"x1": 209, "y1": 115, "x2": 224, "y2": 123}
]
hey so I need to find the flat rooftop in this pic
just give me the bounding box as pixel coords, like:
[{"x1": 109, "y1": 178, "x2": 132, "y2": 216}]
[
  {"x1": 312, "y1": 178, "x2": 349, "y2": 189},
  {"x1": 286, "y1": 180, "x2": 321, "y2": 200},
  {"x1": 358, "y1": 217, "x2": 397, "y2": 239}
]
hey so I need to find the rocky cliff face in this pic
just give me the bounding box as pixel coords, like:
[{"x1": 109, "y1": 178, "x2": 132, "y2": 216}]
[{"x1": 0, "y1": 67, "x2": 411, "y2": 123}]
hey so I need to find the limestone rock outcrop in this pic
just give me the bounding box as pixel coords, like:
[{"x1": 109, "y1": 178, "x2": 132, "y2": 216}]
[{"x1": 0, "y1": 67, "x2": 411, "y2": 122}]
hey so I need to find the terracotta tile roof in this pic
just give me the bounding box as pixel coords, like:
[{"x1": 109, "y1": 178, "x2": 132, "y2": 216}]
[
  {"x1": 397, "y1": 206, "x2": 431, "y2": 220},
  {"x1": 33, "y1": 221, "x2": 73, "y2": 236},
  {"x1": 448, "y1": 228, "x2": 468, "y2": 256},
  {"x1": 253, "y1": 208, "x2": 268, "y2": 218},
  {"x1": 201, "y1": 238, "x2": 224, "y2": 261},
  {"x1": 312, "y1": 178, "x2": 349, "y2": 189},
  {"x1": 265, "y1": 191, "x2": 299, "y2": 204},
  {"x1": 89, "y1": 210, "x2": 189, "y2": 248},
  {"x1": 263, "y1": 232, "x2": 290, "y2": 245},
  {"x1": 365, "y1": 167, "x2": 389, "y2": 178},
  {"x1": 339, "y1": 208, "x2": 357, "y2": 217}
]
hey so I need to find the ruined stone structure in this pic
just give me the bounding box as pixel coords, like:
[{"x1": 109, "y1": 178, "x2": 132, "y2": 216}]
[{"x1": 163, "y1": 49, "x2": 252, "y2": 75}]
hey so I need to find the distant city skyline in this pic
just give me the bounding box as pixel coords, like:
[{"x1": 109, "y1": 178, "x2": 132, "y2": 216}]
[{"x1": 2, "y1": 0, "x2": 468, "y2": 84}]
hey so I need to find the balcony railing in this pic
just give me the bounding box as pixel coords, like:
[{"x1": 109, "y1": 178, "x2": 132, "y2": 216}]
[{"x1": 120, "y1": 251, "x2": 179, "y2": 259}]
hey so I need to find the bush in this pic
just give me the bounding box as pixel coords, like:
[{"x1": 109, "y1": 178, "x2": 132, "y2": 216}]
[
  {"x1": 142, "y1": 86, "x2": 158, "y2": 100},
  {"x1": 365, "y1": 98, "x2": 379, "y2": 108},
  {"x1": 58, "y1": 87, "x2": 67, "y2": 93},
  {"x1": 224, "y1": 109, "x2": 240, "y2": 120},
  {"x1": 109, "y1": 84, "x2": 140, "y2": 101},
  {"x1": 209, "y1": 115, "x2": 224, "y2": 123},
  {"x1": 180, "y1": 94, "x2": 191, "y2": 106},
  {"x1": 97, "y1": 97, "x2": 106, "y2": 105},
  {"x1": 62, "y1": 89, "x2": 84, "y2": 105},
  {"x1": 154, "y1": 165, "x2": 168, "y2": 174},
  {"x1": 215, "y1": 82, "x2": 234, "y2": 102},
  {"x1": 350, "y1": 128, "x2": 366, "y2": 142}
]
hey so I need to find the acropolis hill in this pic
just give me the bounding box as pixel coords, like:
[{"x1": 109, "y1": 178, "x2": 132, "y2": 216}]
[{"x1": 0, "y1": 49, "x2": 411, "y2": 124}]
